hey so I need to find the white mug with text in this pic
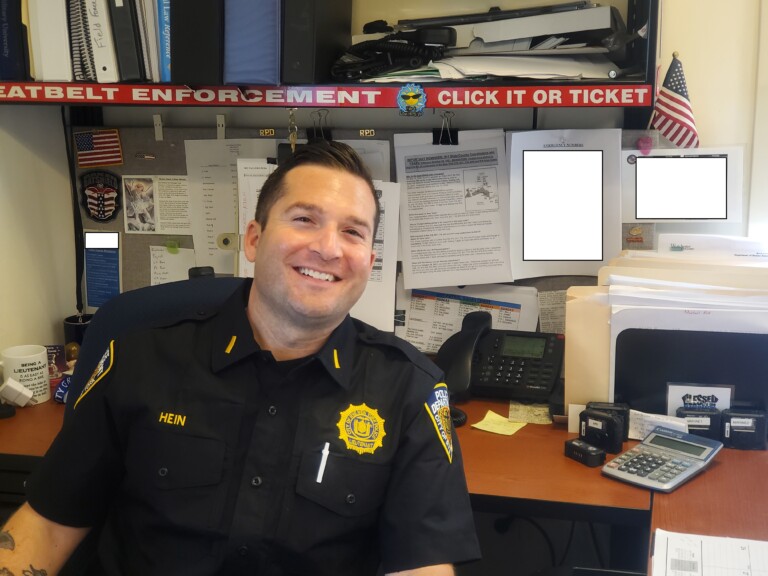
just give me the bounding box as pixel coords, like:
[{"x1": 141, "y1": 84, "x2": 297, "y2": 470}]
[{"x1": 0, "y1": 344, "x2": 51, "y2": 405}]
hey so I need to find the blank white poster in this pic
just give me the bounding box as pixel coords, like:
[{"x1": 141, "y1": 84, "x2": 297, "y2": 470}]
[
  {"x1": 508, "y1": 129, "x2": 621, "y2": 280},
  {"x1": 636, "y1": 156, "x2": 727, "y2": 219},
  {"x1": 523, "y1": 150, "x2": 603, "y2": 260}
]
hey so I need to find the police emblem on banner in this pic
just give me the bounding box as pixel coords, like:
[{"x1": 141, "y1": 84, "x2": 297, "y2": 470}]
[
  {"x1": 337, "y1": 403, "x2": 386, "y2": 455},
  {"x1": 425, "y1": 382, "x2": 453, "y2": 462},
  {"x1": 80, "y1": 170, "x2": 121, "y2": 222},
  {"x1": 74, "y1": 341, "x2": 114, "y2": 409},
  {"x1": 397, "y1": 83, "x2": 426, "y2": 116}
]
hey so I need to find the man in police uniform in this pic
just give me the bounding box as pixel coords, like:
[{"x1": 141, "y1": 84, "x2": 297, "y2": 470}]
[{"x1": 0, "y1": 142, "x2": 480, "y2": 575}]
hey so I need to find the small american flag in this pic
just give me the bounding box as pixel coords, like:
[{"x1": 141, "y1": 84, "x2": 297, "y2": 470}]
[
  {"x1": 74, "y1": 129, "x2": 124, "y2": 168},
  {"x1": 651, "y1": 55, "x2": 699, "y2": 148}
]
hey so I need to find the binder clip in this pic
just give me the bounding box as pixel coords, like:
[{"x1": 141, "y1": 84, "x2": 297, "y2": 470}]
[
  {"x1": 433, "y1": 111, "x2": 458, "y2": 145},
  {"x1": 308, "y1": 109, "x2": 332, "y2": 142}
]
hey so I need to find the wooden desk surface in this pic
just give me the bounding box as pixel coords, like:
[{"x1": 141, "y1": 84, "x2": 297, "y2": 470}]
[
  {"x1": 1, "y1": 398, "x2": 652, "y2": 515},
  {"x1": 651, "y1": 446, "x2": 768, "y2": 541},
  {"x1": 455, "y1": 399, "x2": 652, "y2": 514},
  {"x1": 0, "y1": 401, "x2": 65, "y2": 458},
  {"x1": 17, "y1": 397, "x2": 768, "y2": 538}
]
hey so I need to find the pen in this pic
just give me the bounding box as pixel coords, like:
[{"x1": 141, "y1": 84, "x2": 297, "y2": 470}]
[{"x1": 316, "y1": 442, "x2": 330, "y2": 483}]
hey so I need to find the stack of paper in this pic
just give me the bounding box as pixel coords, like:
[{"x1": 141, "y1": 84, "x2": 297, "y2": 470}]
[
  {"x1": 356, "y1": 3, "x2": 627, "y2": 82},
  {"x1": 363, "y1": 54, "x2": 619, "y2": 83},
  {"x1": 433, "y1": 54, "x2": 619, "y2": 80},
  {"x1": 564, "y1": 234, "x2": 768, "y2": 413}
]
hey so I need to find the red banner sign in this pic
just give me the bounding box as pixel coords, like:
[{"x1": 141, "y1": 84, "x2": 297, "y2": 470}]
[{"x1": 0, "y1": 82, "x2": 653, "y2": 108}]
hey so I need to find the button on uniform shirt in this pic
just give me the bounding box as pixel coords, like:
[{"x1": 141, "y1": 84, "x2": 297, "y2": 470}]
[{"x1": 27, "y1": 280, "x2": 480, "y2": 575}]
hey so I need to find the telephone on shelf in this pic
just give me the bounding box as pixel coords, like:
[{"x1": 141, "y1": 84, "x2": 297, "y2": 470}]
[{"x1": 435, "y1": 311, "x2": 565, "y2": 405}]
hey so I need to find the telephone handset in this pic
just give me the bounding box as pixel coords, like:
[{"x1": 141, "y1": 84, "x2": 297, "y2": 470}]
[{"x1": 436, "y1": 311, "x2": 565, "y2": 405}]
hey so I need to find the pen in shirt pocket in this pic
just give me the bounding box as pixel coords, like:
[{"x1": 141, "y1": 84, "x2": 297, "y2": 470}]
[{"x1": 316, "y1": 442, "x2": 330, "y2": 483}]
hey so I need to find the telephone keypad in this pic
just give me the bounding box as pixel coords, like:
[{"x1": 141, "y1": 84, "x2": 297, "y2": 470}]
[
  {"x1": 469, "y1": 331, "x2": 564, "y2": 402},
  {"x1": 480, "y1": 355, "x2": 557, "y2": 389}
]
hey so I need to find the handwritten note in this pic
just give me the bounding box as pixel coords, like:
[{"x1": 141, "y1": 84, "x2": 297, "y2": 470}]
[
  {"x1": 150, "y1": 246, "x2": 196, "y2": 285},
  {"x1": 471, "y1": 410, "x2": 526, "y2": 436}
]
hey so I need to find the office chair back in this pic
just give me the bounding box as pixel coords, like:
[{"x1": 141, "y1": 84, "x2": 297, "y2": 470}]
[{"x1": 65, "y1": 276, "x2": 246, "y2": 420}]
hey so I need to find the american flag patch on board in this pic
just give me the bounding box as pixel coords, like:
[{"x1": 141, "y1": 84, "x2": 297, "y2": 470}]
[{"x1": 74, "y1": 129, "x2": 124, "y2": 168}]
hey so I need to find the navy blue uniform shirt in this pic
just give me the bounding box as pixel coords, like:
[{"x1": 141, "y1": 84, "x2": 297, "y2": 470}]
[{"x1": 27, "y1": 280, "x2": 480, "y2": 575}]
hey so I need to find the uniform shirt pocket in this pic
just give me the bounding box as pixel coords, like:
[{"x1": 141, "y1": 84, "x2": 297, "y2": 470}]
[
  {"x1": 295, "y1": 449, "x2": 390, "y2": 518},
  {"x1": 124, "y1": 427, "x2": 227, "y2": 530}
]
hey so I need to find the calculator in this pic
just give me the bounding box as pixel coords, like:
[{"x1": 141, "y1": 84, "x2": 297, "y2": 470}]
[{"x1": 602, "y1": 426, "x2": 723, "y2": 492}]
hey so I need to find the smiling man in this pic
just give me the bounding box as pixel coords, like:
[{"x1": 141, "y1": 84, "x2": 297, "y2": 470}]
[
  {"x1": 0, "y1": 141, "x2": 480, "y2": 576},
  {"x1": 244, "y1": 158, "x2": 378, "y2": 358}
]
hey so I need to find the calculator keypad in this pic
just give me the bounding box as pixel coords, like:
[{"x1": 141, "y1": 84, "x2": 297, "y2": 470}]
[{"x1": 605, "y1": 446, "x2": 695, "y2": 486}]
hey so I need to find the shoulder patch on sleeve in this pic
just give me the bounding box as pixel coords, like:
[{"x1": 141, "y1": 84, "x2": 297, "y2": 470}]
[
  {"x1": 424, "y1": 382, "x2": 453, "y2": 463},
  {"x1": 74, "y1": 340, "x2": 115, "y2": 409}
]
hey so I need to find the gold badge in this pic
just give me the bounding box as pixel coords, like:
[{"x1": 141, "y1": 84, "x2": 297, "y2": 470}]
[{"x1": 337, "y1": 403, "x2": 386, "y2": 455}]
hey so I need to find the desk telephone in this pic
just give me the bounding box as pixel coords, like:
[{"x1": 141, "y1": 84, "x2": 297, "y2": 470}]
[{"x1": 435, "y1": 311, "x2": 564, "y2": 404}]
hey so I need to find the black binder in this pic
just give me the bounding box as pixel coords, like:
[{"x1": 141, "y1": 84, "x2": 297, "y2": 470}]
[
  {"x1": 281, "y1": 0, "x2": 351, "y2": 84},
  {"x1": 169, "y1": 0, "x2": 224, "y2": 86},
  {"x1": 107, "y1": 0, "x2": 144, "y2": 81},
  {"x1": 0, "y1": 0, "x2": 29, "y2": 80}
]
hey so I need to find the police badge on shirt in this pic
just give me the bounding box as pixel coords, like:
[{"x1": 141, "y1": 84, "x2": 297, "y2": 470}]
[{"x1": 80, "y1": 171, "x2": 121, "y2": 222}]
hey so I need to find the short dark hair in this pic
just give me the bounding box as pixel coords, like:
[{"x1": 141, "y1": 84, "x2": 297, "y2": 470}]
[{"x1": 255, "y1": 141, "x2": 381, "y2": 239}]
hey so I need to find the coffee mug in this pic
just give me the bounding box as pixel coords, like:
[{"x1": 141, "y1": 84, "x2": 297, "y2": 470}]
[
  {"x1": 64, "y1": 314, "x2": 93, "y2": 346},
  {"x1": 0, "y1": 344, "x2": 51, "y2": 405}
]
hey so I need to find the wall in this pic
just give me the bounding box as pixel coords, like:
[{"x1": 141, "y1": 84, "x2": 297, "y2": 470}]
[
  {"x1": 749, "y1": 3, "x2": 768, "y2": 238},
  {"x1": 657, "y1": 0, "x2": 761, "y2": 234},
  {"x1": 0, "y1": 106, "x2": 76, "y2": 351}
]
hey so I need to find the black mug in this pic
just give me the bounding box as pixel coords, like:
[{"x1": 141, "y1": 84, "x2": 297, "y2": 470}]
[{"x1": 63, "y1": 314, "x2": 93, "y2": 346}]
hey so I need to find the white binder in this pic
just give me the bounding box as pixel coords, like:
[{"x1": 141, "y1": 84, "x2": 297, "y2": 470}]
[
  {"x1": 27, "y1": 0, "x2": 73, "y2": 81},
  {"x1": 85, "y1": 0, "x2": 120, "y2": 83}
]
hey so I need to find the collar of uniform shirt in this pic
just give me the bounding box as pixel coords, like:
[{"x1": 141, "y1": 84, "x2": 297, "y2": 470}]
[{"x1": 210, "y1": 279, "x2": 357, "y2": 390}]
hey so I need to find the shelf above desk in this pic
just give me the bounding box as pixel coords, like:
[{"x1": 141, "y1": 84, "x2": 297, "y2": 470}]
[{"x1": 0, "y1": 82, "x2": 653, "y2": 109}]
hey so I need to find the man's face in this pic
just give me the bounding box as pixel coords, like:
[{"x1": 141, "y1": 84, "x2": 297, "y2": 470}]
[{"x1": 244, "y1": 164, "x2": 377, "y2": 329}]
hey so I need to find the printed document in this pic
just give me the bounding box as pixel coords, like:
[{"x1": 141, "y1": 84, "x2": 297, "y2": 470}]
[
  {"x1": 653, "y1": 528, "x2": 768, "y2": 576},
  {"x1": 349, "y1": 181, "x2": 400, "y2": 332},
  {"x1": 395, "y1": 274, "x2": 539, "y2": 354},
  {"x1": 122, "y1": 175, "x2": 190, "y2": 235},
  {"x1": 236, "y1": 158, "x2": 277, "y2": 278},
  {"x1": 507, "y1": 129, "x2": 622, "y2": 279},
  {"x1": 185, "y1": 139, "x2": 277, "y2": 274},
  {"x1": 395, "y1": 130, "x2": 512, "y2": 289}
]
